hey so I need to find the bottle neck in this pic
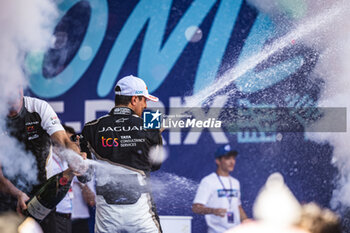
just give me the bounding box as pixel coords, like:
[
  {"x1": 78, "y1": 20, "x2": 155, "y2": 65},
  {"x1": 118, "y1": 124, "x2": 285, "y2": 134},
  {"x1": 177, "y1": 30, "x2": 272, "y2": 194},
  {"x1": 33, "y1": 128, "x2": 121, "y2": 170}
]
[{"x1": 62, "y1": 169, "x2": 74, "y2": 182}]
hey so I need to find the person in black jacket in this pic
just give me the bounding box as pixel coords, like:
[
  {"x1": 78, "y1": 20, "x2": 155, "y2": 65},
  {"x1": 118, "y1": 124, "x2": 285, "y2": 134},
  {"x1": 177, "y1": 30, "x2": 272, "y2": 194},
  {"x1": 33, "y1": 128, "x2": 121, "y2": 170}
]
[
  {"x1": 0, "y1": 87, "x2": 83, "y2": 232},
  {"x1": 82, "y1": 75, "x2": 163, "y2": 233}
]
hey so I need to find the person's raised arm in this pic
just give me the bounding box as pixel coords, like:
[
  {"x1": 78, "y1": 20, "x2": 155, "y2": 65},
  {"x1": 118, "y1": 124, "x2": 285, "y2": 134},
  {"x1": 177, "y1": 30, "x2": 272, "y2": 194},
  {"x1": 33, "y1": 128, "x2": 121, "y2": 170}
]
[
  {"x1": 50, "y1": 130, "x2": 81, "y2": 154},
  {"x1": 51, "y1": 130, "x2": 89, "y2": 177}
]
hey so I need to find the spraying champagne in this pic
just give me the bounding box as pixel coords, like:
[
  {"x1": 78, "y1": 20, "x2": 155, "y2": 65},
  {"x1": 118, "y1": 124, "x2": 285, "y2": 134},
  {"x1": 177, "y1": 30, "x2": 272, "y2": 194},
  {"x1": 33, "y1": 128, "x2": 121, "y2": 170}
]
[{"x1": 22, "y1": 169, "x2": 74, "y2": 221}]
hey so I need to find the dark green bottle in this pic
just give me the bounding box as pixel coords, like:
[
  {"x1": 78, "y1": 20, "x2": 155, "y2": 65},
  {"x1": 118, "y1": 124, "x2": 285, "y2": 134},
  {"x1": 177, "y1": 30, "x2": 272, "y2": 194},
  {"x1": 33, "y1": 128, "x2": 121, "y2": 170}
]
[{"x1": 22, "y1": 171, "x2": 72, "y2": 221}]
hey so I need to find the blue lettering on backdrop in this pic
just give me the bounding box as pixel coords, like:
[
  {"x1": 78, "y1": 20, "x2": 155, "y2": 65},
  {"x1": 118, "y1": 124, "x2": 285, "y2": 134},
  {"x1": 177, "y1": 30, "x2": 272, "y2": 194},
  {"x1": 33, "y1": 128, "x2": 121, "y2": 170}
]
[
  {"x1": 28, "y1": 0, "x2": 108, "y2": 98},
  {"x1": 193, "y1": 0, "x2": 243, "y2": 92},
  {"x1": 99, "y1": 0, "x2": 217, "y2": 96},
  {"x1": 28, "y1": 0, "x2": 304, "y2": 98}
]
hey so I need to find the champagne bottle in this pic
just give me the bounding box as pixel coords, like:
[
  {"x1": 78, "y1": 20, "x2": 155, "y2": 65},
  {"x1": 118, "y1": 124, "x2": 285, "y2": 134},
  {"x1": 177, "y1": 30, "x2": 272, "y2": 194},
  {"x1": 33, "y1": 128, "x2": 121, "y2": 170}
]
[{"x1": 22, "y1": 170, "x2": 73, "y2": 221}]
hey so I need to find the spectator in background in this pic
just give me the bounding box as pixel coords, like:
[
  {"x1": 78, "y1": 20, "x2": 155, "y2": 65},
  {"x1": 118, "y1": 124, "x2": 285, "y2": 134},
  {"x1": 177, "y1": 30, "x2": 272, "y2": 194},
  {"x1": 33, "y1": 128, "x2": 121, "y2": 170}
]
[
  {"x1": 45, "y1": 149, "x2": 73, "y2": 233},
  {"x1": 192, "y1": 144, "x2": 248, "y2": 233},
  {"x1": 63, "y1": 125, "x2": 96, "y2": 233},
  {"x1": 71, "y1": 179, "x2": 96, "y2": 233},
  {"x1": 297, "y1": 202, "x2": 342, "y2": 233},
  {"x1": 224, "y1": 221, "x2": 310, "y2": 233},
  {"x1": 225, "y1": 173, "x2": 342, "y2": 233}
]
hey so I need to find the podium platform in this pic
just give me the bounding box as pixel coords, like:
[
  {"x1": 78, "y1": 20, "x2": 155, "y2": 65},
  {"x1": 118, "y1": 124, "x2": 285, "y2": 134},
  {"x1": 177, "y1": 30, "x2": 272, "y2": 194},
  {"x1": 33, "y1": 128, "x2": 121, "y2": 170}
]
[{"x1": 159, "y1": 215, "x2": 193, "y2": 233}]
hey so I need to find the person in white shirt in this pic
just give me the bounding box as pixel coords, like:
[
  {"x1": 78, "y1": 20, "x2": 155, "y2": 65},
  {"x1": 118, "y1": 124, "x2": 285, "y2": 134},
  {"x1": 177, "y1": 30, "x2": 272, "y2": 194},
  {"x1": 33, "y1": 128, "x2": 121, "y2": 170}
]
[
  {"x1": 192, "y1": 144, "x2": 248, "y2": 233},
  {"x1": 46, "y1": 152, "x2": 73, "y2": 233},
  {"x1": 62, "y1": 125, "x2": 96, "y2": 233},
  {"x1": 71, "y1": 176, "x2": 95, "y2": 233}
]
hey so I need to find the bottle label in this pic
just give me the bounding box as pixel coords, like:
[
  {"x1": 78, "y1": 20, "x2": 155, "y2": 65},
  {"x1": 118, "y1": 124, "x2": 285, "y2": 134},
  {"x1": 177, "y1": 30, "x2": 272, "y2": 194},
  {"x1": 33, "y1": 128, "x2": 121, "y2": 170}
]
[
  {"x1": 27, "y1": 196, "x2": 51, "y2": 220},
  {"x1": 59, "y1": 176, "x2": 68, "y2": 186}
]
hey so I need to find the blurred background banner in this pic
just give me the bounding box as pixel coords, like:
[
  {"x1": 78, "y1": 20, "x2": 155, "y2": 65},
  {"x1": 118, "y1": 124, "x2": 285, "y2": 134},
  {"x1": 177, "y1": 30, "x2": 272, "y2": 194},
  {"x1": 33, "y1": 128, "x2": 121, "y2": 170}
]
[{"x1": 26, "y1": 0, "x2": 346, "y2": 232}]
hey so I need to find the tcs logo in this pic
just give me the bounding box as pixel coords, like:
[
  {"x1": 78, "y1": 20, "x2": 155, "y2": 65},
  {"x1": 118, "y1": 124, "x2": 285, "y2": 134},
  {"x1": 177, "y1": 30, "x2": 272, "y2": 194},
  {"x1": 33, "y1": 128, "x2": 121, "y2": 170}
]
[{"x1": 101, "y1": 136, "x2": 119, "y2": 147}]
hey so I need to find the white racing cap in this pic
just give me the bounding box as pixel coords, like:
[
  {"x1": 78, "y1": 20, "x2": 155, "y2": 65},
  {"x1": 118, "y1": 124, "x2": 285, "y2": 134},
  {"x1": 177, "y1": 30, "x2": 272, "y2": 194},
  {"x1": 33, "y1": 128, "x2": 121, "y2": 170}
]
[{"x1": 114, "y1": 75, "x2": 159, "y2": 102}]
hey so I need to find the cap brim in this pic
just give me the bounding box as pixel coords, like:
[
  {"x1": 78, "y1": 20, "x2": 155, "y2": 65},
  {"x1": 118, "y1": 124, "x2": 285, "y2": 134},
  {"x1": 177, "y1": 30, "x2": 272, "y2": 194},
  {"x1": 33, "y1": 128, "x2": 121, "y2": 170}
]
[
  {"x1": 216, "y1": 151, "x2": 238, "y2": 159},
  {"x1": 145, "y1": 94, "x2": 159, "y2": 102}
]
